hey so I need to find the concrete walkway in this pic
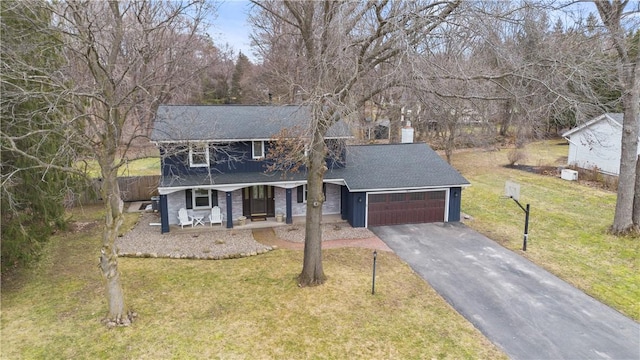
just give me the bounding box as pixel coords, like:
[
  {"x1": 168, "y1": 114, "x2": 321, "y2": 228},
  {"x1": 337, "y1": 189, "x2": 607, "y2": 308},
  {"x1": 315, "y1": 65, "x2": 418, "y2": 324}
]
[{"x1": 371, "y1": 222, "x2": 639, "y2": 360}]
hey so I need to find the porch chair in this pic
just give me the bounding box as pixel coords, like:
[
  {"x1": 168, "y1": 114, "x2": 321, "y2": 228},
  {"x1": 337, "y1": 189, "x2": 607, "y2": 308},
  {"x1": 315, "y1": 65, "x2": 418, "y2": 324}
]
[
  {"x1": 177, "y1": 208, "x2": 193, "y2": 229},
  {"x1": 209, "y1": 206, "x2": 223, "y2": 226}
]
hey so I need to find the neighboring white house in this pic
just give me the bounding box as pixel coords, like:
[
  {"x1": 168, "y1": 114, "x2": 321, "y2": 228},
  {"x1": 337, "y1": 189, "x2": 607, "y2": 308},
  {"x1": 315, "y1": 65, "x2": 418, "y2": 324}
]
[{"x1": 562, "y1": 113, "x2": 640, "y2": 176}]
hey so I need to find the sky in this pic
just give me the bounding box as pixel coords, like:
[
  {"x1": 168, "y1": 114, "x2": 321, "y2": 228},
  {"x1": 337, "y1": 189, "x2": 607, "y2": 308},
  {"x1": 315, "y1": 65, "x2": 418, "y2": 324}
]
[{"x1": 209, "y1": 1, "x2": 255, "y2": 61}]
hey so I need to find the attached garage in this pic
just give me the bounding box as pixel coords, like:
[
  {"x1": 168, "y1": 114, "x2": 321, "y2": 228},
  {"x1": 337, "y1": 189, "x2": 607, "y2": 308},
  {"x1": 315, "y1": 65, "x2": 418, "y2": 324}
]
[
  {"x1": 367, "y1": 191, "x2": 446, "y2": 226},
  {"x1": 328, "y1": 143, "x2": 470, "y2": 228}
]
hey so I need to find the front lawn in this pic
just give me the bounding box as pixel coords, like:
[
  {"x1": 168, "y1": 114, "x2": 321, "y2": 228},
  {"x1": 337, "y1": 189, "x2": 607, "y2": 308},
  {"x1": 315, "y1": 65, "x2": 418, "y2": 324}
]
[
  {"x1": 452, "y1": 140, "x2": 639, "y2": 321},
  {"x1": 1, "y1": 205, "x2": 505, "y2": 359}
]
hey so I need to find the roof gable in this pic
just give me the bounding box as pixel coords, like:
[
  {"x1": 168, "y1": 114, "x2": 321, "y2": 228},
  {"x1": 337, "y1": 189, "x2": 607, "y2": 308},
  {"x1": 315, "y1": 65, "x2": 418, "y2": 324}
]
[
  {"x1": 562, "y1": 113, "x2": 624, "y2": 138},
  {"x1": 151, "y1": 105, "x2": 352, "y2": 142}
]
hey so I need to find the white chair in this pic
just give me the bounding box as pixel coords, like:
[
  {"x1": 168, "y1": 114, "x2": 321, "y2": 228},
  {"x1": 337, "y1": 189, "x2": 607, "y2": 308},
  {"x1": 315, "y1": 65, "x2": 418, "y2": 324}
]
[
  {"x1": 209, "y1": 206, "x2": 223, "y2": 226},
  {"x1": 177, "y1": 208, "x2": 193, "y2": 229}
]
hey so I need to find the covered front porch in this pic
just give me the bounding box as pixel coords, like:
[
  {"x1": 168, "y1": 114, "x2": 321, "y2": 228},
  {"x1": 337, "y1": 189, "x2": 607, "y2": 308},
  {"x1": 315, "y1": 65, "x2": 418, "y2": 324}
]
[
  {"x1": 157, "y1": 180, "x2": 345, "y2": 233},
  {"x1": 127, "y1": 201, "x2": 345, "y2": 232}
]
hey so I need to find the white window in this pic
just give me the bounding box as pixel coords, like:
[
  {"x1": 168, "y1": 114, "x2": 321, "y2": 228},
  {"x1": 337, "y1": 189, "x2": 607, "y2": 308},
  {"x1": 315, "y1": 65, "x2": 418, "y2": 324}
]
[
  {"x1": 189, "y1": 143, "x2": 209, "y2": 167},
  {"x1": 193, "y1": 188, "x2": 211, "y2": 209},
  {"x1": 252, "y1": 141, "x2": 264, "y2": 159},
  {"x1": 303, "y1": 184, "x2": 308, "y2": 203}
]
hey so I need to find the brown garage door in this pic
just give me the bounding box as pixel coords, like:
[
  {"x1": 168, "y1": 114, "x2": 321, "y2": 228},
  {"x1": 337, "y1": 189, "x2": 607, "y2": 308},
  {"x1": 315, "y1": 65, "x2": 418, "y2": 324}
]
[{"x1": 367, "y1": 191, "x2": 446, "y2": 226}]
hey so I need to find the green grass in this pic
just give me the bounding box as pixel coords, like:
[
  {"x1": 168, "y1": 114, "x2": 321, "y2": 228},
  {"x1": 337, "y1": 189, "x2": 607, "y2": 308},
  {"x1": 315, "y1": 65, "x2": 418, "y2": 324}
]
[
  {"x1": 1, "y1": 205, "x2": 505, "y2": 359},
  {"x1": 77, "y1": 157, "x2": 160, "y2": 177},
  {"x1": 452, "y1": 139, "x2": 639, "y2": 321},
  {"x1": 4, "y1": 138, "x2": 637, "y2": 358}
]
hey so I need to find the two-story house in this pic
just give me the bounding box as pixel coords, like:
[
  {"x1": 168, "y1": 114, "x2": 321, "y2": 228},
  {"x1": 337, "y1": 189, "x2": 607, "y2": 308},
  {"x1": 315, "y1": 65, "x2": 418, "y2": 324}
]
[{"x1": 151, "y1": 105, "x2": 470, "y2": 233}]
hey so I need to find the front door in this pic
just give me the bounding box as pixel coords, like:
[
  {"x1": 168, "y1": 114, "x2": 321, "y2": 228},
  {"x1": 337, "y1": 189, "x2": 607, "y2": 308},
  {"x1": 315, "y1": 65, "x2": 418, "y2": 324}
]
[{"x1": 243, "y1": 185, "x2": 275, "y2": 219}]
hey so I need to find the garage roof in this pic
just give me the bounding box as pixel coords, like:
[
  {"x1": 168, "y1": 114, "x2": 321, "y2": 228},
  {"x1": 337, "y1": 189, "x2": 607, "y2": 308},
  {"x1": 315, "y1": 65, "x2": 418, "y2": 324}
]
[{"x1": 331, "y1": 143, "x2": 470, "y2": 191}]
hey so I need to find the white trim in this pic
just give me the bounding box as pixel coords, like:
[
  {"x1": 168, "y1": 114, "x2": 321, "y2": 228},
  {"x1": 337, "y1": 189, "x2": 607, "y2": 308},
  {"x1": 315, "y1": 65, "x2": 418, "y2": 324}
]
[
  {"x1": 346, "y1": 183, "x2": 470, "y2": 193},
  {"x1": 324, "y1": 179, "x2": 347, "y2": 186},
  {"x1": 189, "y1": 143, "x2": 209, "y2": 168},
  {"x1": 158, "y1": 180, "x2": 310, "y2": 195},
  {"x1": 364, "y1": 188, "x2": 450, "y2": 227},
  {"x1": 158, "y1": 180, "x2": 467, "y2": 196},
  {"x1": 561, "y1": 113, "x2": 629, "y2": 138},
  {"x1": 192, "y1": 188, "x2": 212, "y2": 209},
  {"x1": 252, "y1": 141, "x2": 265, "y2": 159}
]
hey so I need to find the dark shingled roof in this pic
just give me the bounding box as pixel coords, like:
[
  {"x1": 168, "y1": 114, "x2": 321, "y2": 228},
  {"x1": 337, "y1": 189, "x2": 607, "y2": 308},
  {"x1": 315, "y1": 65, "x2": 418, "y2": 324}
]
[
  {"x1": 328, "y1": 143, "x2": 470, "y2": 191},
  {"x1": 151, "y1": 105, "x2": 352, "y2": 142},
  {"x1": 159, "y1": 142, "x2": 469, "y2": 191}
]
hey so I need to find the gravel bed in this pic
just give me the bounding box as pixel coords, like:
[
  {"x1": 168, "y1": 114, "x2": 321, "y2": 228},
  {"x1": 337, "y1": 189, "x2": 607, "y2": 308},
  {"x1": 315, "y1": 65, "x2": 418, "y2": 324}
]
[
  {"x1": 275, "y1": 222, "x2": 376, "y2": 243},
  {"x1": 116, "y1": 213, "x2": 377, "y2": 259},
  {"x1": 116, "y1": 213, "x2": 272, "y2": 260}
]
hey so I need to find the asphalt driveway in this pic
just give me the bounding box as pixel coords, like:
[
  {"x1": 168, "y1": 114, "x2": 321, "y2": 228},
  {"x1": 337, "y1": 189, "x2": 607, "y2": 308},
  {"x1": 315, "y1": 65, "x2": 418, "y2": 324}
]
[{"x1": 371, "y1": 222, "x2": 639, "y2": 360}]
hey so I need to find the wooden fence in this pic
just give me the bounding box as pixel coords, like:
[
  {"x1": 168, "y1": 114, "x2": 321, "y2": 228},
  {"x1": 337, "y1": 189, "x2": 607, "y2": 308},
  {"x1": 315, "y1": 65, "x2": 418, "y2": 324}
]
[
  {"x1": 117, "y1": 175, "x2": 160, "y2": 201},
  {"x1": 73, "y1": 175, "x2": 160, "y2": 205}
]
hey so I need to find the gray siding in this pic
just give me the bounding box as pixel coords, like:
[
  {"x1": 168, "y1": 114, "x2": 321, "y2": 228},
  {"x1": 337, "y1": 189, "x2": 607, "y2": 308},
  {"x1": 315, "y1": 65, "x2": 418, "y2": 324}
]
[
  {"x1": 166, "y1": 185, "x2": 340, "y2": 225},
  {"x1": 166, "y1": 189, "x2": 224, "y2": 225},
  {"x1": 278, "y1": 184, "x2": 341, "y2": 217}
]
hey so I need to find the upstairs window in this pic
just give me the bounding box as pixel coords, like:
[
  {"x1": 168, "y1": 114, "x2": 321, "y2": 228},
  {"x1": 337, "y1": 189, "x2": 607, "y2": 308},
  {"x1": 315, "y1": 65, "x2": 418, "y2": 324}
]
[
  {"x1": 252, "y1": 141, "x2": 264, "y2": 159},
  {"x1": 189, "y1": 143, "x2": 209, "y2": 167}
]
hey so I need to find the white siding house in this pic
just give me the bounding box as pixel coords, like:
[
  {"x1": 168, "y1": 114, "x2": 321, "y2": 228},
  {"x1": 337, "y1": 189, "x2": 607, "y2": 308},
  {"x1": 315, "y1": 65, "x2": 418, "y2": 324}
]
[{"x1": 562, "y1": 113, "x2": 640, "y2": 176}]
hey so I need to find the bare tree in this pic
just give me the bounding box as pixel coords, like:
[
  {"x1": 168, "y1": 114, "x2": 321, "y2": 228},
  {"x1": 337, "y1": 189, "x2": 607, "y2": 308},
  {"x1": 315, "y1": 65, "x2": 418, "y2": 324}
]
[
  {"x1": 1, "y1": 0, "x2": 216, "y2": 325},
  {"x1": 190, "y1": 42, "x2": 238, "y2": 105},
  {"x1": 593, "y1": 0, "x2": 640, "y2": 233},
  {"x1": 60, "y1": 0, "x2": 216, "y2": 325},
  {"x1": 250, "y1": 0, "x2": 461, "y2": 286},
  {"x1": 470, "y1": 1, "x2": 639, "y2": 232}
]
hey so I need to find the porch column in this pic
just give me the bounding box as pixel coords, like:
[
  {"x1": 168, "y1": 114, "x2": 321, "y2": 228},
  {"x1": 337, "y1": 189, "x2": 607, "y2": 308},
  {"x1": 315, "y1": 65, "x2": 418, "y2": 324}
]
[
  {"x1": 225, "y1": 192, "x2": 234, "y2": 228},
  {"x1": 285, "y1": 188, "x2": 293, "y2": 224},
  {"x1": 160, "y1": 194, "x2": 169, "y2": 233}
]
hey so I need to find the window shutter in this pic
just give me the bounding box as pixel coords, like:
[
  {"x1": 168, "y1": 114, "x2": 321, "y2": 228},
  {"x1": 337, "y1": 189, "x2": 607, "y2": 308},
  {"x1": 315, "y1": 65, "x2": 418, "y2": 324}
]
[
  {"x1": 323, "y1": 183, "x2": 327, "y2": 198},
  {"x1": 185, "y1": 189, "x2": 193, "y2": 209},
  {"x1": 297, "y1": 185, "x2": 303, "y2": 203},
  {"x1": 211, "y1": 190, "x2": 218, "y2": 207}
]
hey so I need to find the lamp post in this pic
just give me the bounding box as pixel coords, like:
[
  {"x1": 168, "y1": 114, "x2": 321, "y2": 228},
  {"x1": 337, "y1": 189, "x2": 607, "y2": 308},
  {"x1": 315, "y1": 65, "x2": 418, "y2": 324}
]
[{"x1": 372, "y1": 250, "x2": 377, "y2": 295}]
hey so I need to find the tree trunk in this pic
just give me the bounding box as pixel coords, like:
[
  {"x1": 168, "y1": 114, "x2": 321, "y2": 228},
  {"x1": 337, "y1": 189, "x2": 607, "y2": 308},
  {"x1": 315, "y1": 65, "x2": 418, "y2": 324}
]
[
  {"x1": 611, "y1": 95, "x2": 639, "y2": 234},
  {"x1": 99, "y1": 246, "x2": 128, "y2": 325},
  {"x1": 388, "y1": 105, "x2": 402, "y2": 144},
  {"x1": 499, "y1": 100, "x2": 512, "y2": 137},
  {"x1": 633, "y1": 154, "x2": 640, "y2": 227},
  {"x1": 98, "y1": 148, "x2": 131, "y2": 325},
  {"x1": 298, "y1": 120, "x2": 327, "y2": 287},
  {"x1": 611, "y1": 56, "x2": 639, "y2": 233},
  {"x1": 445, "y1": 121, "x2": 456, "y2": 164},
  {"x1": 595, "y1": 0, "x2": 639, "y2": 235}
]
